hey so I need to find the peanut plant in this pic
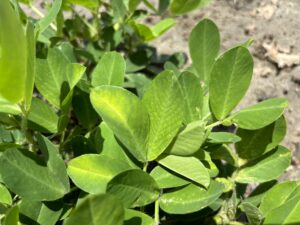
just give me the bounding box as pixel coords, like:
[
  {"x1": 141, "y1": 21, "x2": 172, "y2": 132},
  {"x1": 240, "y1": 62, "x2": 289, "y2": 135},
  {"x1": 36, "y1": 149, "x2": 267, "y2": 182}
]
[{"x1": 0, "y1": 0, "x2": 299, "y2": 225}]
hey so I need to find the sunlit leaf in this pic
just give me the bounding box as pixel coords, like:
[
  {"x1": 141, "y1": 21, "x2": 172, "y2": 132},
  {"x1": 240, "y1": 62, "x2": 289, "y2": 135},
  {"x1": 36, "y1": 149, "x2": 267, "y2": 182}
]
[
  {"x1": 90, "y1": 86, "x2": 149, "y2": 162},
  {"x1": 209, "y1": 46, "x2": 253, "y2": 120}
]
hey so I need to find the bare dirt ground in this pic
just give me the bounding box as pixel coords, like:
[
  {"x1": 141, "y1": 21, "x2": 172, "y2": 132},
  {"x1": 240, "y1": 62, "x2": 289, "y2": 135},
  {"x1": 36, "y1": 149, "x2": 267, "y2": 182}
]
[{"x1": 153, "y1": 0, "x2": 300, "y2": 179}]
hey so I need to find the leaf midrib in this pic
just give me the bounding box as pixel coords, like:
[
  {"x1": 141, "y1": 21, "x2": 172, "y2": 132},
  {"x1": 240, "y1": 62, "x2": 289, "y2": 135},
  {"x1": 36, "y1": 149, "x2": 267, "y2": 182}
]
[{"x1": 218, "y1": 49, "x2": 239, "y2": 119}]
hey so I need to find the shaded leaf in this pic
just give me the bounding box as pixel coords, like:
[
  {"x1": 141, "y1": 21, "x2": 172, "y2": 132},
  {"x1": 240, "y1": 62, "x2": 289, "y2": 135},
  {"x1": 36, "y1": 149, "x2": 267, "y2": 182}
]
[
  {"x1": 64, "y1": 194, "x2": 124, "y2": 225},
  {"x1": 37, "y1": 135, "x2": 70, "y2": 193},
  {"x1": 20, "y1": 200, "x2": 63, "y2": 225},
  {"x1": 35, "y1": 48, "x2": 86, "y2": 108},
  {"x1": 239, "y1": 202, "x2": 264, "y2": 225},
  {"x1": 168, "y1": 120, "x2": 206, "y2": 156},
  {"x1": 99, "y1": 122, "x2": 139, "y2": 169},
  {"x1": 107, "y1": 170, "x2": 160, "y2": 207},
  {"x1": 72, "y1": 88, "x2": 99, "y2": 129},
  {"x1": 235, "y1": 146, "x2": 291, "y2": 183},
  {"x1": 28, "y1": 98, "x2": 59, "y2": 133},
  {"x1": 0, "y1": 149, "x2": 68, "y2": 201},
  {"x1": 129, "y1": 19, "x2": 175, "y2": 42},
  {"x1": 124, "y1": 209, "x2": 155, "y2": 225},
  {"x1": 150, "y1": 165, "x2": 190, "y2": 189},
  {"x1": 208, "y1": 144, "x2": 239, "y2": 167},
  {"x1": 235, "y1": 116, "x2": 286, "y2": 159},
  {"x1": 160, "y1": 181, "x2": 224, "y2": 214}
]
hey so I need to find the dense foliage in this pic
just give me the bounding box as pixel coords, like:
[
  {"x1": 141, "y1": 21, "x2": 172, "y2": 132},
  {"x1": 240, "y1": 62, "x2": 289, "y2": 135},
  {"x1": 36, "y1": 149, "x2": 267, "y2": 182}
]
[{"x1": 0, "y1": 0, "x2": 299, "y2": 224}]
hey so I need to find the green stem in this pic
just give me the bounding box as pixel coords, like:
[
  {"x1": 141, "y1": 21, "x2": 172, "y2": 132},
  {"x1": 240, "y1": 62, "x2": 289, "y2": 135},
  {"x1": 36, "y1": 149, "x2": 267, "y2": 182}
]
[
  {"x1": 29, "y1": 4, "x2": 57, "y2": 31},
  {"x1": 20, "y1": 104, "x2": 35, "y2": 152},
  {"x1": 205, "y1": 121, "x2": 222, "y2": 130},
  {"x1": 154, "y1": 199, "x2": 160, "y2": 225},
  {"x1": 143, "y1": 162, "x2": 148, "y2": 172},
  {"x1": 59, "y1": 130, "x2": 66, "y2": 150}
]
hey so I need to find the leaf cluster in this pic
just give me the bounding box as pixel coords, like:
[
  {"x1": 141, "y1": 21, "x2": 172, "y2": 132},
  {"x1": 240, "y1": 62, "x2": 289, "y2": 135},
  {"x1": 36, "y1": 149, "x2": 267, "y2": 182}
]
[{"x1": 0, "y1": 0, "x2": 298, "y2": 225}]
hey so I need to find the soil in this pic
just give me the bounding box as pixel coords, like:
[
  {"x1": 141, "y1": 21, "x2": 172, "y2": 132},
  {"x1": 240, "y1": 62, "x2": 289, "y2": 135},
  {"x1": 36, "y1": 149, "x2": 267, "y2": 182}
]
[{"x1": 152, "y1": 0, "x2": 300, "y2": 179}]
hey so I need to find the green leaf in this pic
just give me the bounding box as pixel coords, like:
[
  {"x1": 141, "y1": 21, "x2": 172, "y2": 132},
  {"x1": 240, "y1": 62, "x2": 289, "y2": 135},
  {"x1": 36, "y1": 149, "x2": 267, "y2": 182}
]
[
  {"x1": 99, "y1": 122, "x2": 139, "y2": 169},
  {"x1": 66, "y1": 0, "x2": 99, "y2": 10},
  {"x1": 231, "y1": 98, "x2": 288, "y2": 130},
  {"x1": 37, "y1": 135, "x2": 70, "y2": 193},
  {"x1": 0, "y1": 149, "x2": 68, "y2": 201},
  {"x1": 150, "y1": 165, "x2": 190, "y2": 189},
  {"x1": 209, "y1": 46, "x2": 254, "y2": 120},
  {"x1": 235, "y1": 146, "x2": 291, "y2": 184},
  {"x1": 262, "y1": 195, "x2": 300, "y2": 225},
  {"x1": 235, "y1": 116, "x2": 286, "y2": 159},
  {"x1": 64, "y1": 194, "x2": 124, "y2": 225},
  {"x1": 125, "y1": 73, "x2": 151, "y2": 97},
  {"x1": 158, "y1": 155, "x2": 210, "y2": 188},
  {"x1": 90, "y1": 86, "x2": 149, "y2": 162},
  {"x1": 27, "y1": 98, "x2": 59, "y2": 133},
  {"x1": 167, "y1": 120, "x2": 206, "y2": 156},
  {"x1": 128, "y1": 0, "x2": 143, "y2": 13},
  {"x1": 67, "y1": 154, "x2": 131, "y2": 194},
  {"x1": 260, "y1": 181, "x2": 300, "y2": 216},
  {"x1": 159, "y1": 0, "x2": 170, "y2": 14},
  {"x1": 3, "y1": 205, "x2": 19, "y2": 225},
  {"x1": 111, "y1": 0, "x2": 127, "y2": 22},
  {"x1": 124, "y1": 209, "x2": 155, "y2": 225},
  {"x1": 72, "y1": 88, "x2": 99, "y2": 130},
  {"x1": 189, "y1": 19, "x2": 220, "y2": 82},
  {"x1": 239, "y1": 202, "x2": 264, "y2": 225},
  {"x1": 0, "y1": 97, "x2": 21, "y2": 115},
  {"x1": 208, "y1": 132, "x2": 241, "y2": 144},
  {"x1": 209, "y1": 145, "x2": 239, "y2": 167},
  {"x1": 170, "y1": 0, "x2": 209, "y2": 15},
  {"x1": 142, "y1": 71, "x2": 184, "y2": 161},
  {"x1": 178, "y1": 71, "x2": 203, "y2": 123},
  {"x1": 129, "y1": 19, "x2": 176, "y2": 42},
  {"x1": 20, "y1": 200, "x2": 63, "y2": 225},
  {"x1": 91, "y1": 52, "x2": 126, "y2": 87},
  {"x1": 198, "y1": 151, "x2": 219, "y2": 177},
  {"x1": 107, "y1": 170, "x2": 160, "y2": 208},
  {"x1": 0, "y1": 0, "x2": 27, "y2": 103},
  {"x1": 24, "y1": 22, "x2": 36, "y2": 111},
  {"x1": 152, "y1": 18, "x2": 176, "y2": 37},
  {"x1": 35, "y1": 48, "x2": 86, "y2": 108},
  {"x1": 0, "y1": 183, "x2": 12, "y2": 206},
  {"x1": 36, "y1": 0, "x2": 62, "y2": 34},
  {"x1": 160, "y1": 181, "x2": 224, "y2": 214}
]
